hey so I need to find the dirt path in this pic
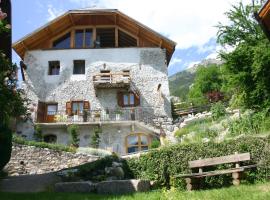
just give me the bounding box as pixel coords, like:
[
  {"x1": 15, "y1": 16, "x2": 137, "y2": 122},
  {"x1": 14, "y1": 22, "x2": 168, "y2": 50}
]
[{"x1": 0, "y1": 172, "x2": 61, "y2": 192}]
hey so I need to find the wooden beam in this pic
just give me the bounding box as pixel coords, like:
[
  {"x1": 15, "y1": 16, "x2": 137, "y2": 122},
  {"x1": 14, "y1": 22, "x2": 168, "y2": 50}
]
[
  {"x1": 115, "y1": 27, "x2": 119, "y2": 47},
  {"x1": 69, "y1": 14, "x2": 75, "y2": 25}
]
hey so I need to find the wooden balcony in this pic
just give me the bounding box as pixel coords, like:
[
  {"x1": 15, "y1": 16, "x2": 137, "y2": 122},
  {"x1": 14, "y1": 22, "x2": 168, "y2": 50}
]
[{"x1": 93, "y1": 71, "x2": 130, "y2": 89}]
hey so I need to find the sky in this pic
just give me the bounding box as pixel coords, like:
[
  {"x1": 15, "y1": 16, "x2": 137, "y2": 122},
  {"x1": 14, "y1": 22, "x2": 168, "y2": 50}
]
[{"x1": 12, "y1": 0, "x2": 250, "y2": 77}]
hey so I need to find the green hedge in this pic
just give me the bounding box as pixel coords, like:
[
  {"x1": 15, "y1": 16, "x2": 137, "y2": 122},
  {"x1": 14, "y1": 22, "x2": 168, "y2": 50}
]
[
  {"x1": 12, "y1": 136, "x2": 76, "y2": 153},
  {"x1": 126, "y1": 136, "x2": 270, "y2": 189}
]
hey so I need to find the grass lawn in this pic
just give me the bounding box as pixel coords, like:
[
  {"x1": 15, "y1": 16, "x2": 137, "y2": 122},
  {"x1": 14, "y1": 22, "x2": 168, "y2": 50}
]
[{"x1": 1, "y1": 182, "x2": 270, "y2": 200}]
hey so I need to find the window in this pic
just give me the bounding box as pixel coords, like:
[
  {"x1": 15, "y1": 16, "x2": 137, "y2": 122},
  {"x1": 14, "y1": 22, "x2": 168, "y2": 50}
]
[
  {"x1": 72, "y1": 101, "x2": 84, "y2": 115},
  {"x1": 73, "y1": 60, "x2": 85, "y2": 74},
  {"x1": 118, "y1": 30, "x2": 137, "y2": 47},
  {"x1": 123, "y1": 93, "x2": 135, "y2": 106},
  {"x1": 96, "y1": 28, "x2": 115, "y2": 48},
  {"x1": 48, "y1": 61, "x2": 60, "y2": 75},
  {"x1": 126, "y1": 133, "x2": 149, "y2": 154},
  {"x1": 44, "y1": 135, "x2": 57, "y2": 143},
  {"x1": 53, "y1": 32, "x2": 71, "y2": 48},
  {"x1": 75, "y1": 29, "x2": 93, "y2": 48},
  {"x1": 47, "y1": 104, "x2": 57, "y2": 115}
]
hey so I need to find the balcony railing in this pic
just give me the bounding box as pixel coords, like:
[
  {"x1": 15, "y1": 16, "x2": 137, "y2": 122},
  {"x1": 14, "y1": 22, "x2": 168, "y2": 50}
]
[{"x1": 93, "y1": 71, "x2": 130, "y2": 89}]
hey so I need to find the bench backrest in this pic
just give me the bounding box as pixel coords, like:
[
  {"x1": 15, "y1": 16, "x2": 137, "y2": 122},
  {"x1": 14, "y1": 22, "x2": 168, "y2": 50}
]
[{"x1": 189, "y1": 153, "x2": 250, "y2": 169}]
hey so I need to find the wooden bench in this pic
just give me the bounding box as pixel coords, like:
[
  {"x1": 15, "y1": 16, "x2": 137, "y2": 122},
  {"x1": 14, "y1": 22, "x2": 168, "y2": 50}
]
[{"x1": 175, "y1": 152, "x2": 257, "y2": 191}]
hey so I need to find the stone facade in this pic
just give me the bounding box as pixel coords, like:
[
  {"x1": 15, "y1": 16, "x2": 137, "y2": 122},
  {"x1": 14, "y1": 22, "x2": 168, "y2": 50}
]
[
  {"x1": 23, "y1": 48, "x2": 171, "y2": 117},
  {"x1": 17, "y1": 47, "x2": 174, "y2": 154},
  {"x1": 4, "y1": 144, "x2": 99, "y2": 176}
]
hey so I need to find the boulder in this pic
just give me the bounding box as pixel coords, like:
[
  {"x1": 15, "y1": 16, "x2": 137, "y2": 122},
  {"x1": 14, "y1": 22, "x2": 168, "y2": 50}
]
[
  {"x1": 54, "y1": 181, "x2": 95, "y2": 193},
  {"x1": 96, "y1": 179, "x2": 150, "y2": 194}
]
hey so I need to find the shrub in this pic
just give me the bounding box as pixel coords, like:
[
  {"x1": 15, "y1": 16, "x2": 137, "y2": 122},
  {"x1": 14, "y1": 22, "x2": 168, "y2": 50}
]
[
  {"x1": 126, "y1": 135, "x2": 270, "y2": 189},
  {"x1": 67, "y1": 125, "x2": 80, "y2": 147},
  {"x1": 227, "y1": 109, "x2": 270, "y2": 137},
  {"x1": 0, "y1": 125, "x2": 12, "y2": 170},
  {"x1": 77, "y1": 147, "x2": 111, "y2": 157},
  {"x1": 13, "y1": 135, "x2": 75, "y2": 152},
  {"x1": 150, "y1": 138, "x2": 161, "y2": 149},
  {"x1": 91, "y1": 127, "x2": 101, "y2": 148},
  {"x1": 211, "y1": 102, "x2": 226, "y2": 120},
  {"x1": 34, "y1": 124, "x2": 43, "y2": 142}
]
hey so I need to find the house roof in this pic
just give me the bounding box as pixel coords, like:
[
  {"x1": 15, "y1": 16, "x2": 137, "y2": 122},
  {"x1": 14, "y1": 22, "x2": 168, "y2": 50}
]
[
  {"x1": 12, "y1": 9, "x2": 176, "y2": 64},
  {"x1": 256, "y1": 0, "x2": 270, "y2": 39}
]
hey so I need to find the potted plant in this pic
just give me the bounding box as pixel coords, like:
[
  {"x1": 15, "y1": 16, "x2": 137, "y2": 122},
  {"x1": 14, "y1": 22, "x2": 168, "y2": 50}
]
[
  {"x1": 115, "y1": 108, "x2": 123, "y2": 121},
  {"x1": 94, "y1": 111, "x2": 101, "y2": 121},
  {"x1": 83, "y1": 110, "x2": 88, "y2": 122}
]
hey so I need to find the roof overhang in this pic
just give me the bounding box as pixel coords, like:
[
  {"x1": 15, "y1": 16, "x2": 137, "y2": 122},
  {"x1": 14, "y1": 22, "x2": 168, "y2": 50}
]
[
  {"x1": 256, "y1": 0, "x2": 270, "y2": 40},
  {"x1": 12, "y1": 9, "x2": 176, "y2": 64}
]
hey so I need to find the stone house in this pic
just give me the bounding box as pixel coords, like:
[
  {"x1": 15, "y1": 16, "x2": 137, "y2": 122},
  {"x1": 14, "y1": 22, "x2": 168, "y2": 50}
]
[{"x1": 12, "y1": 9, "x2": 176, "y2": 155}]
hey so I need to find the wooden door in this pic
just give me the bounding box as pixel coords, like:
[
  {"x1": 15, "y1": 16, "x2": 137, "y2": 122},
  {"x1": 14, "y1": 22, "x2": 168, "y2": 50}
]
[
  {"x1": 45, "y1": 104, "x2": 58, "y2": 123},
  {"x1": 37, "y1": 101, "x2": 46, "y2": 122}
]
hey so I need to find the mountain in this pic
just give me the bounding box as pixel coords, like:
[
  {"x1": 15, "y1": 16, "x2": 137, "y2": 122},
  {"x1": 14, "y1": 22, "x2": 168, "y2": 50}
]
[{"x1": 169, "y1": 58, "x2": 223, "y2": 101}]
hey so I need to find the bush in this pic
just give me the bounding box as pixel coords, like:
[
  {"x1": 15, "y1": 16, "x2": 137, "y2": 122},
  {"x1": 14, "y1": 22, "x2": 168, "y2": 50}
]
[
  {"x1": 126, "y1": 135, "x2": 270, "y2": 189},
  {"x1": 211, "y1": 102, "x2": 226, "y2": 120},
  {"x1": 13, "y1": 135, "x2": 75, "y2": 152},
  {"x1": 227, "y1": 109, "x2": 270, "y2": 136},
  {"x1": 0, "y1": 125, "x2": 12, "y2": 170},
  {"x1": 91, "y1": 127, "x2": 101, "y2": 148},
  {"x1": 77, "y1": 147, "x2": 111, "y2": 157},
  {"x1": 67, "y1": 125, "x2": 80, "y2": 147},
  {"x1": 150, "y1": 138, "x2": 161, "y2": 149},
  {"x1": 34, "y1": 124, "x2": 43, "y2": 142}
]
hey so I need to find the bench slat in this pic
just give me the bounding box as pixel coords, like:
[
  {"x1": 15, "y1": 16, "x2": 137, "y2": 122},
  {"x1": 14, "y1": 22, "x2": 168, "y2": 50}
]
[
  {"x1": 189, "y1": 153, "x2": 250, "y2": 168},
  {"x1": 175, "y1": 164, "x2": 257, "y2": 178}
]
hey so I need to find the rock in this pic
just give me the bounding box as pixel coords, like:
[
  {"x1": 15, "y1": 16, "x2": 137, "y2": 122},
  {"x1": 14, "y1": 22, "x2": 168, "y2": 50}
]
[
  {"x1": 112, "y1": 161, "x2": 122, "y2": 167},
  {"x1": 55, "y1": 181, "x2": 95, "y2": 193},
  {"x1": 96, "y1": 179, "x2": 150, "y2": 194}
]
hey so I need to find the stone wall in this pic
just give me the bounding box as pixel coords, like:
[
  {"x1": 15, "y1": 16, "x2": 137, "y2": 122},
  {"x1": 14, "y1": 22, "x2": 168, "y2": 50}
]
[
  {"x1": 23, "y1": 47, "x2": 171, "y2": 119},
  {"x1": 4, "y1": 144, "x2": 99, "y2": 176}
]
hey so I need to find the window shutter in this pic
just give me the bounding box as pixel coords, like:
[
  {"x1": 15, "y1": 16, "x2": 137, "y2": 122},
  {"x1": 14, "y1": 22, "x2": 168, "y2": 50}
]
[
  {"x1": 83, "y1": 101, "x2": 90, "y2": 110},
  {"x1": 117, "y1": 92, "x2": 124, "y2": 107},
  {"x1": 37, "y1": 101, "x2": 46, "y2": 122},
  {"x1": 134, "y1": 93, "x2": 140, "y2": 107},
  {"x1": 66, "y1": 101, "x2": 72, "y2": 116}
]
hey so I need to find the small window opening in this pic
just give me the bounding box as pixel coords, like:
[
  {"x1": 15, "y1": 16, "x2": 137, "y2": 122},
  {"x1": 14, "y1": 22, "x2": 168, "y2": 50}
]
[
  {"x1": 48, "y1": 61, "x2": 60, "y2": 75},
  {"x1": 44, "y1": 134, "x2": 57, "y2": 143},
  {"x1": 73, "y1": 60, "x2": 85, "y2": 74}
]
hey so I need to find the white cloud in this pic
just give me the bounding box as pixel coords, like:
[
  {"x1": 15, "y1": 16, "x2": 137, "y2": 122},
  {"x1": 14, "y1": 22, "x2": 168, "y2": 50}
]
[
  {"x1": 187, "y1": 61, "x2": 200, "y2": 69},
  {"x1": 68, "y1": 0, "x2": 250, "y2": 49},
  {"x1": 47, "y1": 4, "x2": 64, "y2": 21},
  {"x1": 169, "y1": 57, "x2": 182, "y2": 66}
]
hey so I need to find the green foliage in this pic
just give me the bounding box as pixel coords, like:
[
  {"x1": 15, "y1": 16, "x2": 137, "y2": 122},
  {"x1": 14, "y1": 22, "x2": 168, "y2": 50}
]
[
  {"x1": 188, "y1": 65, "x2": 222, "y2": 105},
  {"x1": 217, "y1": 2, "x2": 270, "y2": 109},
  {"x1": 150, "y1": 138, "x2": 161, "y2": 149},
  {"x1": 91, "y1": 126, "x2": 101, "y2": 148},
  {"x1": 67, "y1": 125, "x2": 80, "y2": 147},
  {"x1": 34, "y1": 124, "x2": 43, "y2": 142},
  {"x1": 12, "y1": 135, "x2": 75, "y2": 152},
  {"x1": 77, "y1": 147, "x2": 111, "y2": 157},
  {"x1": 0, "y1": 125, "x2": 12, "y2": 170},
  {"x1": 227, "y1": 109, "x2": 270, "y2": 137},
  {"x1": 211, "y1": 102, "x2": 226, "y2": 120},
  {"x1": 174, "y1": 117, "x2": 214, "y2": 141},
  {"x1": 127, "y1": 135, "x2": 270, "y2": 189}
]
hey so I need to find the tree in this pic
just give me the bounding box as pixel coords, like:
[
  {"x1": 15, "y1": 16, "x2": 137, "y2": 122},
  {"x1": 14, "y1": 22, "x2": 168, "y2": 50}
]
[
  {"x1": 188, "y1": 64, "x2": 223, "y2": 105},
  {"x1": 217, "y1": 1, "x2": 270, "y2": 109},
  {"x1": 0, "y1": 0, "x2": 27, "y2": 170}
]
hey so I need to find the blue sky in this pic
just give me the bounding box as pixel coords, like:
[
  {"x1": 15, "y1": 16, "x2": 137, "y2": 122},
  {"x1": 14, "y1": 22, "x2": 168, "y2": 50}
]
[{"x1": 12, "y1": 0, "x2": 247, "y2": 78}]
